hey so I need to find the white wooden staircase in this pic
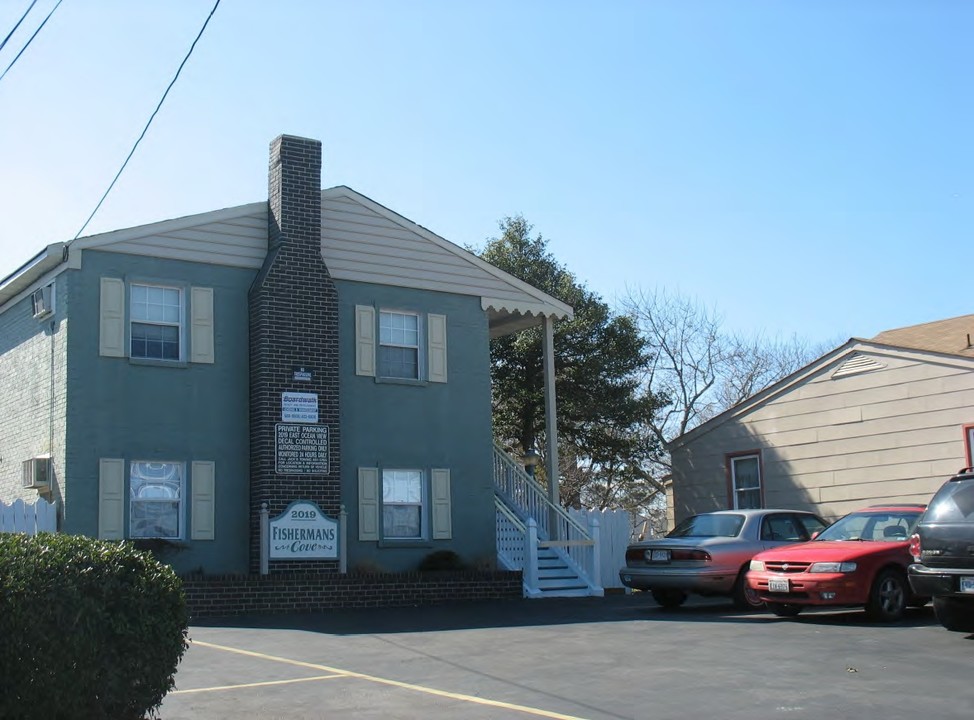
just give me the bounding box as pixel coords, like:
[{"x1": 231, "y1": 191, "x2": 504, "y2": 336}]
[{"x1": 493, "y1": 443, "x2": 603, "y2": 598}]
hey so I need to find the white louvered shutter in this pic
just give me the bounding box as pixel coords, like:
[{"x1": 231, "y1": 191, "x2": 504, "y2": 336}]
[
  {"x1": 99, "y1": 278, "x2": 125, "y2": 357},
  {"x1": 431, "y1": 468, "x2": 452, "y2": 539},
  {"x1": 191, "y1": 461, "x2": 216, "y2": 540},
  {"x1": 190, "y1": 287, "x2": 215, "y2": 364},
  {"x1": 355, "y1": 305, "x2": 376, "y2": 376},
  {"x1": 358, "y1": 467, "x2": 380, "y2": 540},
  {"x1": 98, "y1": 458, "x2": 125, "y2": 539},
  {"x1": 427, "y1": 313, "x2": 447, "y2": 383}
]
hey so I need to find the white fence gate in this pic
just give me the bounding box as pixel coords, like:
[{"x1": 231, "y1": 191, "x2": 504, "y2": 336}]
[
  {"x1": 569, "y1": 508, "x2": 633, "y2": 591},
  {"x1": 0, "y1": 497, "x2": 58, "y2": 535}
]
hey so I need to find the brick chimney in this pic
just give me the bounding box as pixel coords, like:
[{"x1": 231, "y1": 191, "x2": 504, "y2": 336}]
[{"x1": 248, "y1": 135, "x2": 341, "y2": 573}]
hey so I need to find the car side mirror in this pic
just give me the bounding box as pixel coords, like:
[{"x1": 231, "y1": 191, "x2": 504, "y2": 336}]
[{"x1": 810, "y1": 531, "x2": 820, "y2": 540}]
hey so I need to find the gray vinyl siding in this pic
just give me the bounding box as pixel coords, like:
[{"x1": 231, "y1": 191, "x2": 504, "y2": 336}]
[
  {"x1": 64, "y1": 250, "x2": 253, "y2": 574},
  {"x1": 321, "y1": 194, "x2": 528, "y2": 302},
  {"x1": 338, "y1": 280, "x2": 495, "y2": 573},
  {"x1": 0, "y1": 274, "x2": 67, "y2": 506},
  {"x1": 93, "y1": 210, "x2": 268, "y2": 269},
  {"x1": 671, "y1": 351, "x2": 974, "y2": 523}
]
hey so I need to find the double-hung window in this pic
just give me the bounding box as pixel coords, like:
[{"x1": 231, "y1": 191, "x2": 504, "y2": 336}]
[
  {"x1": 355, "y1": 305, "x2": 446, "y2": 383},
  {"x1": 729, "y1": 453, "x2": 762, "y2": 509},
  {"x1": 379, "y1": 311, "x2": 420, "y2": 379},
  {"x1": 129, "y1": 461, "x2": 184, "y2": 539},
  {"x1": 130, "y1": 284, "x2": 183, "y2": 361},
  {"x1": 382, "y1": 469, "x2": 424, "y2": 539}
]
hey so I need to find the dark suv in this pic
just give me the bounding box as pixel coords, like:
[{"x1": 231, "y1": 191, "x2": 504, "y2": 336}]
[{"x1": 908, "y1": 467, "x2": 974, "y2": 633}]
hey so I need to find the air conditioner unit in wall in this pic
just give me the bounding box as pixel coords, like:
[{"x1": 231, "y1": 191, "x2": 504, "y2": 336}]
[
  {"x1": 31, "y1": 285, "x2": 54, "y2": 320},
  {"x1": 22, "y1": 457, "x2": 51, "y2": 489}
]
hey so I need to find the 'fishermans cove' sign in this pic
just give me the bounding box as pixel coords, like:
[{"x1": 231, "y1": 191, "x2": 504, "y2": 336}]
[{"x1": 269, "y1": 501, "x2": 338, "y2": 560}]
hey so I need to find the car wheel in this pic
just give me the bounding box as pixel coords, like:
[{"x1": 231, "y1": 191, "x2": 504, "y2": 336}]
[
  {"x1": 865, "y1": 569, "x2": 908, "y2": 622},
  {"x1": 651, "y1": 589, "x2": 688, "y2": 609},
  {"x1": 732, "y1": 569, "x2": 765, "y2": 610},
  {"x1": 933, "y1": 597, "x2": 974, "y2": 633},
  {"x1": 766, "y1": 602, "x2": 803, "y2": 618}
]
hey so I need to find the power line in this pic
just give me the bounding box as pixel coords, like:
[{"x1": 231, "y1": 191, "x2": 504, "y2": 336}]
[
  {"x1": 0, "y1": 0, "x2": 39, "y2": 55},
  {"x1": 73, "y1": 0, "x2": 221, "y2": 240},
  {"x1": 0, "y1": 0, "x2": 62, "y2": 85}
]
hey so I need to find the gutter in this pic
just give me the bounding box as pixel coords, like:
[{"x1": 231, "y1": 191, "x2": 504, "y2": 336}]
[{"x1": 0, "y1": 243, "x2": 67, "y2": 309}]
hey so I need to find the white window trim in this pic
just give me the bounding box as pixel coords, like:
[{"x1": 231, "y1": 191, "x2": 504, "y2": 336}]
[
  {"x1": 381, "y1": 468, "x2": 427, "y2": 541},
  {"x1": 730, "y1": 454, "x2": 762, "y2": 510},
  {"x1": 129, "y1": 282, "x2": 185, "y2": 362},
  {"x1": 129, "y1": 460, "x2": 185, "y2": 540},
  {"x1": 378, "y1": 309, "x2": 424, "y2": 380}
]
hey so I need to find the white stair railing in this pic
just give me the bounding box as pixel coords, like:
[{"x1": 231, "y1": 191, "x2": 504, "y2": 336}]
[{"x1": 493, "y1": 443, "x2": 602, "y2": 595}]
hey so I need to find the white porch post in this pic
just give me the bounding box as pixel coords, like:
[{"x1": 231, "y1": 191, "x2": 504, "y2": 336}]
[
  {"x1": 525, "y1": 517, "x2": 539, "y2": 594},
  {"x1": 542, "y1": 314, "x2": 560, "y2": 539}
]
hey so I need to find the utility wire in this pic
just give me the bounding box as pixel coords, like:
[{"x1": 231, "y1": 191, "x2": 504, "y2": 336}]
[
  {"x1": 73, "y1": 0, "x2": 221, "y2": 240},
  {"x1": 0, "y1": 0, "x2": 39, "y2": 55},
  {"x1": 0, "y1": 0, "x2": 62, "y2": 85}
]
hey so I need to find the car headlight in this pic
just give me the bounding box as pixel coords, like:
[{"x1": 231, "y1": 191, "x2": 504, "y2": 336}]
[
  {"x1": 808, "y1": 562, "x2": 857, "y2": 573},
  {"x1": 749, "y1": 560, "x2": 765, "y2": 572}
]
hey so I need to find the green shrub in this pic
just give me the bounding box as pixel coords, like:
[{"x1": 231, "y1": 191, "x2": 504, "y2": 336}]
[
  {"x1": 0, "y1": 533, "x2": 188, "y2": 720},
  {"x1": 417, "y1": 549, "x2": 469, "y2": 572}
]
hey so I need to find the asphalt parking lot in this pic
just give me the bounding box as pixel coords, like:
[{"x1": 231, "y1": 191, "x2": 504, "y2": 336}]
[{"x1": 160, "y1": 594, "x2": 973, "y2": 720}]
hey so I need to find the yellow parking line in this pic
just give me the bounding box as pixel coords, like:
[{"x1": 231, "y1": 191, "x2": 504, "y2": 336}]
[
  {"x1": 192, "y1": 640, "x2": 590, "y2": 720},
  {"x1": 172, "y1": 674, "x2": 343, "y2": 694}
]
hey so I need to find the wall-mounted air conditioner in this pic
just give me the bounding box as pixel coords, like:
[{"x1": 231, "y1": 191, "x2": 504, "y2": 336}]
[
  {"x1": 31, "y1": 285, "x2": 54, "y2": 320},
  {"x1": 22, "y1": 457, "x2": 51, "y2": 489}
]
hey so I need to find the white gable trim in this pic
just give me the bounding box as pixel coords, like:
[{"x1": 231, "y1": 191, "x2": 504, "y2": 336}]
[{"x1": 669, "y1": 339, "x2": 974, "y2": 450}]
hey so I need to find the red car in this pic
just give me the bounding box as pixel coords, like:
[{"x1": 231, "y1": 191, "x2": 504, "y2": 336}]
[{"x1": 747, "y1": 504, "x2": 927, "y2": 622}]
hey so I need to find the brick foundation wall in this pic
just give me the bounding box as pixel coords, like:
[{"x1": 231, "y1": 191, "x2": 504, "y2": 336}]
[{"x1": 181, "y1": 570, "x2": 523, "y2": 618}]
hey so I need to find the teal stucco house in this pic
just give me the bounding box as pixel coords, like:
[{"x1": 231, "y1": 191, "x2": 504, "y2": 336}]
[{"x1": 0, "y1": 135, "x2": 595, "y2": 612}]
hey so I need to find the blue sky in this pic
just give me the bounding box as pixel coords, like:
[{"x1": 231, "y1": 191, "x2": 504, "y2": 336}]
[{"x1": 0, "y1": 1, "x2": 970, "y2": 345}]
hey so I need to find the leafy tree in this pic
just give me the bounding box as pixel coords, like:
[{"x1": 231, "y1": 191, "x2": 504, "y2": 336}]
[{"x1": 476, "y1": 216, "x2": 663, "y2": 512}]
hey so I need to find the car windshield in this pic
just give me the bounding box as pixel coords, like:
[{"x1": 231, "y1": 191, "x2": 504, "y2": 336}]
[
  {"x1": 667, "y1": 514, "x2": 745, "y2": 538},
  {"x1": 815, "y1": 510, "x2": 921, "y2": 542}
]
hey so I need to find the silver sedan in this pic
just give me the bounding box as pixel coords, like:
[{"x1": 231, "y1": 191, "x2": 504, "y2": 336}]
[{"x1": 620, "y1": 509, "x2": 828, "y2": 609}]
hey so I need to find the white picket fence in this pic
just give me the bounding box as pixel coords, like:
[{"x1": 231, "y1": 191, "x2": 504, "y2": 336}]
[
  {"x1": 0, "y1": 497, "x2": 58, "y2": 535},
  {"x1": 569, "y1": 508, "x2": 633, "y2": 591}
]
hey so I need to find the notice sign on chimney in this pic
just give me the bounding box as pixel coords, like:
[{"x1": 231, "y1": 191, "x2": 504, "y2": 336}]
[
  {"x1": 281, "y1": 391, "x2": 318, "y2": 423},
  {"x1": 276, "y1": 423, "x2": 329, "y2": 475}
]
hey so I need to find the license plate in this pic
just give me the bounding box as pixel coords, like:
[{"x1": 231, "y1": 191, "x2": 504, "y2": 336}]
[
  {"x1": 650, "y1": 550, "x2": 670, "y2": 562},
  {"x1": 768, "y1": 577, "x2": 790, "y2": 593},
  {"x1": 961, "y1": 577, "x2": 974, "y2": 594}
]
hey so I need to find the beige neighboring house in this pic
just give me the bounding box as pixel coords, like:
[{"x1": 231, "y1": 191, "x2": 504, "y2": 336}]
[{"x1": 668, "y1": 314, "x2": 974, "y2": 524}]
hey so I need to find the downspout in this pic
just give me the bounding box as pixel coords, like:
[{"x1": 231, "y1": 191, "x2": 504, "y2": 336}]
[{"x1": 48, "y1": 316, "x2": 59, "y2": 529}]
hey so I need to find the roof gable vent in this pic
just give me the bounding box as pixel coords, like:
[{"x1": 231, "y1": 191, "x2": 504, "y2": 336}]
[{"x1": 832, "y1": 353, "x2": 886, "y2": 379}]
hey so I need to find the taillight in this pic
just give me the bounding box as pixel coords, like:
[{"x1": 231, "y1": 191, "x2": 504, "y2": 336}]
[
  {"x1": 671, "y1": 549, "x2": 711, "y2": 562},
  {"x1": 909, "y1": 533, "x2": 922, "y2": 562},
  {"x1": 625, "y1": 548, "x2": 644, "y2": 562}
]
